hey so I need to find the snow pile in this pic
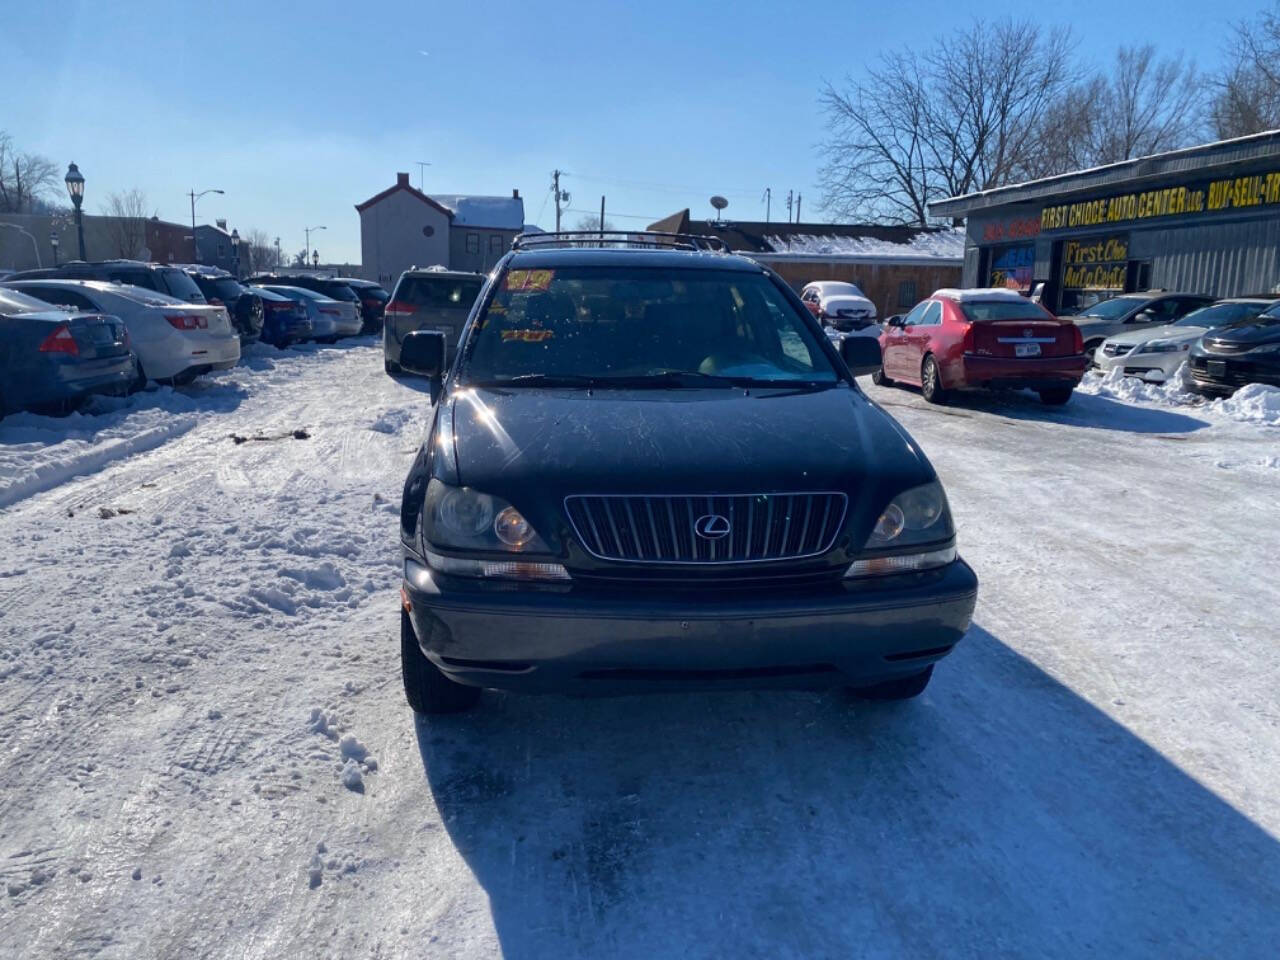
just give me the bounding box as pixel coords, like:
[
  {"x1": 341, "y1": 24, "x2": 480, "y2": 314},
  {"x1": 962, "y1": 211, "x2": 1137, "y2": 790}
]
[
  {"x1": 1079, "y1": 368, "x2": 1280, "y2": 428},
  {"x1": 1210, "y1": 383, "x2": 1280, "y2": 426},
  {"x1": 764, "y1": 228, "x2": 965, "y2": 261}
]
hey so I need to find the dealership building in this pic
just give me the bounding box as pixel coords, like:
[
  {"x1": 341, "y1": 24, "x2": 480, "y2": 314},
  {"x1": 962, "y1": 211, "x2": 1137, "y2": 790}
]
[{"x1": 930, "y1": 130, "x2": 1280, "y2": 313}]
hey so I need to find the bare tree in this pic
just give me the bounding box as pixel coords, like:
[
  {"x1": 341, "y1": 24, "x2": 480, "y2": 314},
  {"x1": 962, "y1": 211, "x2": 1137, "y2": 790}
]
[
  {"x1": 1087, "y1": 45, "x2": 1201, "y2": 163},
  {"x1": 0, "y1": 131, "x2": 60, "y2": 214},
  {"x1": 242, "y1": 228, "x2": 275, "y2": 274},
  {"x1": 100, "y1": 188, "x2": 155, "y2": 259},
  {"x1": 1210, "y1": 6, "x2": 1280, "y2": 138},
  {"x1": 572, "y1": 213, "x2": 615, "y2": 233},
  {"x1": 818, "y1": 19, "x2": 1076, "y2": 225}
]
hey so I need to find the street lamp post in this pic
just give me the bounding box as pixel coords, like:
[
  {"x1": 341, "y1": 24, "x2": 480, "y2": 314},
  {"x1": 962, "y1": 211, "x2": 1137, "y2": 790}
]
[
  {"x1": 188, "y1": 188, "x2": 225, "y2": 264},
  {"x1": 312, "y1": 249, "x2": 320, "y2": 269},
  {"x1": 304, "y1": 225, "x2": 326, "y2": 267},
  {"x1": 50, "y1": 233, "x2": 60, "y2": 266},
  {"x1": 274, "y1": 237, "x2": 281, "y2": 269},
  {"x1": 230, "y1": 228, "x2": 240, "y2": 278},
  {"x1": 64, "y1": 163, "x2": 86, "y2": 260}
]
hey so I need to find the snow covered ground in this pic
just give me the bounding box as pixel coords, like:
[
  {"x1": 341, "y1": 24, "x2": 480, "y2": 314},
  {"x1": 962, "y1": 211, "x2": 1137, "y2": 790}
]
[{"x1": 1, "y1": 342, "x2": 1278, "y2": 959}]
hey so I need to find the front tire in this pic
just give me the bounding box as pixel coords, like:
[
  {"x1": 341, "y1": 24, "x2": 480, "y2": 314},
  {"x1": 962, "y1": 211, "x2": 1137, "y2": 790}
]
[
  {"x1": 401, "y1": 610, "x2": 480, "y2": 714},
  {"x1": 871, "y1": 366, "x2": 893, "y2": 386},
  {"x1": 850, "y1": 665, "x2": 934, "y2": 701},
  {"x1": 1084, "y1": 339, "x2": 1105, "y2": 368},
  {"x1": 1038, "y1": 387, "x2": 1074, "y2": 405},
  {"x1": 920, "y1": 355, "x2": 948, "y2": 404}
]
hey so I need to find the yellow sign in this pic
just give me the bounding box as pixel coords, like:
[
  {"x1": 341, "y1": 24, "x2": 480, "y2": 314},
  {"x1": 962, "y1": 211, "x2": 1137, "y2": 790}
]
[
  {"x1": 1061, "y1": 235, "x2": 1128, "y2": 291},
  {"x1": 1040, "y1": 171, "x2": 1280, "y2": 232}
]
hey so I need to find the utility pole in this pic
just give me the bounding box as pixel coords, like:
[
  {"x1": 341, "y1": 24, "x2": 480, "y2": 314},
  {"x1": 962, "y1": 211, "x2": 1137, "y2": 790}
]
[
  {"x1": 763, "y1": 187, "x2": 771, "y2": 223},
  {"x1": 786, "y1": 189, "x2": 794, "y2": 223},
  {"x1": 600, "y1": 196, "x2": 606, "y2": 243},
  {"x1": 274, "y1": 237, "x2": 281, "y2": 269},
  {"x1": 416, "y1": 160, "x2": 431, "y2": 190},
  {"x1": 551, "y1": 170, "x2": 569, "y2": 233},
  {"x1": 796, "y1": 192, "x2": 802, "y2": 223}
]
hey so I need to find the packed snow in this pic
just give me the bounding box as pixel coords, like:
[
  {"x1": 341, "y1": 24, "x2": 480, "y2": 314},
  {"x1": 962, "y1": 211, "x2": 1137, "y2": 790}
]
[{"x1": 1, "y1": 340, "x2": 1278, "y2": 958}]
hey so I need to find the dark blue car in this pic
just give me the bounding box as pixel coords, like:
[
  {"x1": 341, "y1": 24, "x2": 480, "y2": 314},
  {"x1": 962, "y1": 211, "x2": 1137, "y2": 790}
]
[
  {"x1": 0, "y1": 287, "x2": 136, "y2": 417},
  {"x1": 255, "y1": 287, "x2": 313, "y2": 348}
]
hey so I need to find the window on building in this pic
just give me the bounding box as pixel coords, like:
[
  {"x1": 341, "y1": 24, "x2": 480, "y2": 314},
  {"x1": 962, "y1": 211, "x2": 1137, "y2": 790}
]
[
  {"x1": 217, "y1": 243, "x2": 225, "y2": 257},
  {"x1": 465, "y1": 233, "x2": 480, "y2": 254},
  {"x1": 488, "y1": 234, "x2": 504, "y2": 254},
  {"x1": 897, "y1": 280, "x2": 917, "y2": 308}
]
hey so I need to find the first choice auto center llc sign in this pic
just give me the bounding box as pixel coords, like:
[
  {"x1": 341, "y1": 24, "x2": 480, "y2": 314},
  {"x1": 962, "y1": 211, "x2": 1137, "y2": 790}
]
[{"x1": 1039, "y1": 171, "x2": 1280, "y2": 231}]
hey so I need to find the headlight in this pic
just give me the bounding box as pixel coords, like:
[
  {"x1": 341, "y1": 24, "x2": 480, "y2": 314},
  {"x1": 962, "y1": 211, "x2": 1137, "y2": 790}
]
[
  {"x1": 847, "y1": 481, "x2": 955, "y2": 578},
  {"x1": 1137, "y1": 339, "x2": 1188, "y2": 354},
  {"x1": 1247, "y1": 341, "x2": 1280, "y2": 355},
  {"x1": 423, "y1": 479, "x2": 552, "y2": 554}
]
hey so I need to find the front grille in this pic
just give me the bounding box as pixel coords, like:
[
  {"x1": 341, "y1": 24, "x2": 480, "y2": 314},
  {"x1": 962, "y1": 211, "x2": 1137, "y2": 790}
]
[
  {"x1": 1200, "y1": 339, "x2": 1253, "y2": 355},
  {"x1": 565, "y1": 493, "x2": 848, "y2": 564}
]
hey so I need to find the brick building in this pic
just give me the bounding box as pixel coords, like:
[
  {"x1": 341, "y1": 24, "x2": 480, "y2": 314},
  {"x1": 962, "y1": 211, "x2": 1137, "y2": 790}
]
[{"x1": 647, "y1": 210, "x2": 964, "y2": 317}]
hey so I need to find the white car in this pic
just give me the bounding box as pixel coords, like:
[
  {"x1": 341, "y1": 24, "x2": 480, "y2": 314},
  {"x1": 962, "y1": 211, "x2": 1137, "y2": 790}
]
[
  {"x1": 1095, "y1": 297, "x2": 1278, "y2": 384},
  {"x1": 4, "y1": 279, "x2": 239, "y2": 385},
  {"x1": 799, "y1": 281, "x2": 879, "y2": 335},
  {"x1": 253, "y1": 285, "x2": 362, "y2": 341}
]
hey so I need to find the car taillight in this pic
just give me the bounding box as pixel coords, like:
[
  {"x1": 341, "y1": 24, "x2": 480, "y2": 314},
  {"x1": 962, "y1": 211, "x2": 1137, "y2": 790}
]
[
  {"x1": 39, "y1": 323, "x2": 79, "y2": 355},
  {"x1": 209, "y1": 298, "x2": 224, "y2": 306},
  {"x1": 385, "y1": 300, "x2": 414, "y2": 317},
  {"x1": 1070, "y1": 324, "x2": 1083, "y2": 353},
  {"x1": 961, "y1": 323, "x2": 975, "y2": 354},
  {"x1": 318, "y1": 306, "x2": 341, "y2": 315},
  {"x1": 166, "y1": 314, "x2": 208, "y2": 330}
]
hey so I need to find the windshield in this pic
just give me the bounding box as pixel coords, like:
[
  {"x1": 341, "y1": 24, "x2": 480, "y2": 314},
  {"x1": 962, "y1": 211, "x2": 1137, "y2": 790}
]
[
  {"x1": 260, "y1": 285, "x2": 327, "y2": 302},
  {"x1": 959, "y1": 301, "x2": 1052, "y2": 322},
  {"x1": 1076, "y1": 296, "x2": 1146, "y2": 320},
  {"x1": 1173, "y1": 301, "x2": 1269, "y2": 327},
  {"x1": 209, "y1": 278, "x2": 245, "y2": 301},
  {"x1": 159, "y1": 268, "x2": 207, "y2": 303},
  {"x1": 322, "y1": 284, "x2": 359, "y2": 302},
  {"x1": 462, "y1": 266, "x2": 838, "y2": 386}
]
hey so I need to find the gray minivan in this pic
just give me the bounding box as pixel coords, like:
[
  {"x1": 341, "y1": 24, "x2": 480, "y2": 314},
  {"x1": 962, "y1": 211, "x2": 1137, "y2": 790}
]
[{"x1": 383, "y1": 268, "x2": 484, "y2": 374}]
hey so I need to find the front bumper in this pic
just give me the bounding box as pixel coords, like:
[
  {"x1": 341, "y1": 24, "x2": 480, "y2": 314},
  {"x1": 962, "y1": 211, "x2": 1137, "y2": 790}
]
[
  {"x1": 960, "y1": 354, "x2": 1086, "y2": 390},
  {"x1": 1188, "y1": 353, "x2": 1280, "y2": 395},
  {"x1": 403, "y1": 558, "x2": 978, "y2": 695},
  {"x1": 1096, "y1": 349, "x2": 1182, "y2": 382}
]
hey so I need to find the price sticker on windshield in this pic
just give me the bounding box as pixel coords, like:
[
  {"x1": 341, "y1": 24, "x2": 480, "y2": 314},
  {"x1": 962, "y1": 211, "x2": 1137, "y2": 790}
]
[
  {"x1": 501, "y1": 329, "x2": 555, "y2": 343},
  {"x1": 504, "y1": 269, "x2": 554, "y2": 292}
]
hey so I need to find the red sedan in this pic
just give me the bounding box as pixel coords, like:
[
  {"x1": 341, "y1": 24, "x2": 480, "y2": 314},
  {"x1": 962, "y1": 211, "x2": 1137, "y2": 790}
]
[{"x1": 874, "y1": 289, "x2": 1087, "y2": 405}]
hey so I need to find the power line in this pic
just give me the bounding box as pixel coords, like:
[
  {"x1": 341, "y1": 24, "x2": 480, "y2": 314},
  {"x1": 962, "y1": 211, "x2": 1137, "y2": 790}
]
[
  {"x1": 562, "y1": 171, "x2": 760, "y2": 197},
  {"x1": 564, "y1": 207, "x2": 659, "y2": 221}
]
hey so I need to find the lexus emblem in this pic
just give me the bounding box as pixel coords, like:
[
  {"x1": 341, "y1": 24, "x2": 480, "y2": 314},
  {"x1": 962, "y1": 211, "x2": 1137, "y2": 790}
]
[
  {"x1": 1023, "y1": 328, "x2": 1033, "y2": 338},
  {"x1": 693, "y1": 513, "x2": 731, "y2": 540}
]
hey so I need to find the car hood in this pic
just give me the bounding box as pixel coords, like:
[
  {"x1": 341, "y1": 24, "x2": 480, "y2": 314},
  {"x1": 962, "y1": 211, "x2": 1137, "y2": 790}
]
[
  {"x1": 440, "y1": 385, "x2": 934, "y2": 541},
  {"x1": 1107, "y1": 323, "x2": 1202, "y2": 345},
  {"x1": 1203, "y1": 315, "x2": 1280, "y2": 346}
]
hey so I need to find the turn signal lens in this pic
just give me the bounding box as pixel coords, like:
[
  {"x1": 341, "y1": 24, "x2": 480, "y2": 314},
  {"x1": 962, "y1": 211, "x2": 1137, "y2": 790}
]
[{"x1": 845, "y1": 546, "x2": 956, "y2": 578}]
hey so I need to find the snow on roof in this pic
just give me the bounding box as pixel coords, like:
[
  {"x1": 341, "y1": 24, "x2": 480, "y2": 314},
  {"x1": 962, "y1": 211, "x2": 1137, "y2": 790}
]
[
  {"x1": 933, "y1": 288, "x2": 1030, "y2": 302},
  {"x1": 761, "y1": 228, "x2": 965, "y2": 261},
  {"x1": 429, "y1": 195, "x2": 525, "y2": 230}
]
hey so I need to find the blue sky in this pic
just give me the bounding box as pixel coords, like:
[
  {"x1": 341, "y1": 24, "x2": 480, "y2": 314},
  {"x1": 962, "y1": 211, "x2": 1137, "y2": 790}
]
[{"x1": 0, "y1": 0, "x2": 1260, "y2": 264}]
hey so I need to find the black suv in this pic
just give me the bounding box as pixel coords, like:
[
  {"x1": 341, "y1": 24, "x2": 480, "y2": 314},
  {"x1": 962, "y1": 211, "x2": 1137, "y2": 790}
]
[
  {"x1": 183, "y1": 268, "x2": 264, "y2": 344},
  {"x1": 10, "y1": 260, "x2": 208, "y2": 305},
  {"x1": 395, "y1": 231, "x2": 978, "y2": 714},
  {"x1": 245, "y1": 273, "x2": 367, "y2": 331}
]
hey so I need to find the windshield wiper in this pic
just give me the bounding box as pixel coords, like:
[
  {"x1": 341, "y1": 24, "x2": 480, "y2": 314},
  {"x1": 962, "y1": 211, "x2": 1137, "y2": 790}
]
[{"x1": 471, "y1": 374, "x2": 601, "y2": 388}]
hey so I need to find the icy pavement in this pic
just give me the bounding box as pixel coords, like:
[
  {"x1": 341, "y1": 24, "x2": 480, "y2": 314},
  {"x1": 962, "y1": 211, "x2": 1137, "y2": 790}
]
[{"x1": 0, "y1": 344, "x2": 1278, "y2": 959}]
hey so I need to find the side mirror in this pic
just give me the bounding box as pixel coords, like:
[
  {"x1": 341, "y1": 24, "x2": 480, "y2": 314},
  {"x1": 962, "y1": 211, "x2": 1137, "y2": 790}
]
[
  {"x1": 885, "y1": 314, "x2": 904, "y2": 327},
  {"x1": 400, "y1": 330, "x2": 447, "y2": 378},
  {"x1": 839, "y1": 336, "x2": 883, "y2": 377}
]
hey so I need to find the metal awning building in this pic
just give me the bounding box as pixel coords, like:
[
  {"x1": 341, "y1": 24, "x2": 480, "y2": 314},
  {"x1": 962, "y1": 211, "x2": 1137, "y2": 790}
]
[{"x1": 929, "y1": 130, "x2": 1280, "y2": 312}]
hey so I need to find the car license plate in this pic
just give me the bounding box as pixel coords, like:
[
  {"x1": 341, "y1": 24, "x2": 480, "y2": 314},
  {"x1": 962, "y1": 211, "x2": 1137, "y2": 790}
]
[
  {"x1": 1207, "y1": 360, "x2": 1227, "y2": 378},
  {"x1": 1015, "y1": 342, "x2": 1041, "y2": 358},
  {"x1": 91, "y1": 326, "x2": 114, "y2": 345}
]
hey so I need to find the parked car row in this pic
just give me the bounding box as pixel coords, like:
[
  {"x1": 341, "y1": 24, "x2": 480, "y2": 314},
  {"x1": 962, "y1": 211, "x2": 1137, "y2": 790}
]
[{"x1": 0, "y1": 261, "x2": 392, "y2": 419}]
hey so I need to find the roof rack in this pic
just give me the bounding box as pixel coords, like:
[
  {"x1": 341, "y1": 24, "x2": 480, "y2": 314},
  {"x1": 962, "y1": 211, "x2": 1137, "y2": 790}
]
[{"x1": 510, "y1": 230, "x2": 730, "y2": 253}]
